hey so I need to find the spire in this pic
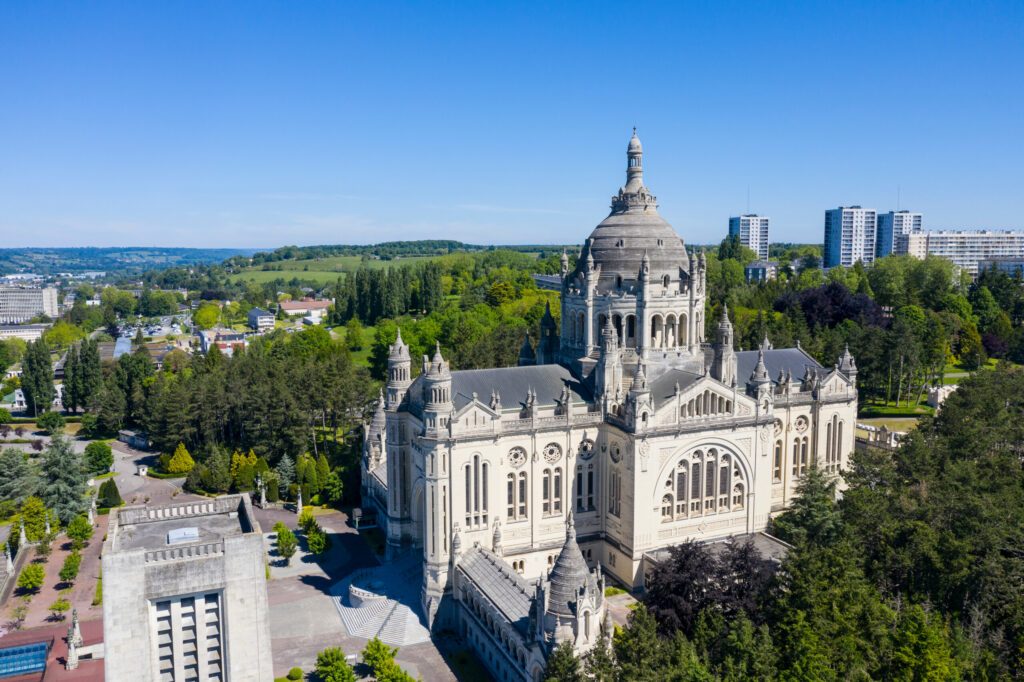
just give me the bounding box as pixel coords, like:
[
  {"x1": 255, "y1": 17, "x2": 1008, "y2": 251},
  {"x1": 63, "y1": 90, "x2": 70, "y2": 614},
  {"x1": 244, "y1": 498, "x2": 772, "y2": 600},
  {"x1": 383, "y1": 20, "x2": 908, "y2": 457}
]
[
  {"x1": 630, "y1": 363, "x2": 648, "y2": 393},
  {"x1": 560, "y1": 249, "x2": 569, "y2": 276},
  {"x1": 760, "y1": 334, "x2": 772, "y2": 351},
  {"x1": 389, "y1": 327, "x2": 410, "y2": 359},
  {"x1": 749, "y1": 348, "x2": 770, "y2": 385},
  {"x1": 518, "y1": 334, "x2": 536, "y2": 366},
  {"x1": 541, "y1": 301, "x2": 556, "y2": 328},
  {"x1": 432, "y1": 341, "x2": 444, "y2": 365}
]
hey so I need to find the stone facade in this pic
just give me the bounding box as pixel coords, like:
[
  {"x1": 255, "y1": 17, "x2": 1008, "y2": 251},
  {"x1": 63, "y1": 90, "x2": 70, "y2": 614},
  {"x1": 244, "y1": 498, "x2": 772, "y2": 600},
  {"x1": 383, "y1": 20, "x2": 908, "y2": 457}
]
[
  {"x1": 102, "y1": 494, "x2": 274, "y2": 682},
  {"x1": 361, "y1": 132, "x2": 858, "y2": 680}
]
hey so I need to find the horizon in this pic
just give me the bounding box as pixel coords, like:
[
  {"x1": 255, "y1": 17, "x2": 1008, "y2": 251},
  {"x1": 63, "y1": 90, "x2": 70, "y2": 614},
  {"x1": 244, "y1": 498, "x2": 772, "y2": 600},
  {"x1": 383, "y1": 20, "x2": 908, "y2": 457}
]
[{"x1": 2, "y1": 2, "x2": 1022, "y2": 248}]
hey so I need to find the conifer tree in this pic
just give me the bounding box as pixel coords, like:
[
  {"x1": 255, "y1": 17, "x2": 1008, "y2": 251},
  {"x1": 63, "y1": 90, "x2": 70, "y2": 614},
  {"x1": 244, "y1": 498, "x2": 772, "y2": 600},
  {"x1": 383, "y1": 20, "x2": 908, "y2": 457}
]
[
  {"x1": 40, "y1": 434, "x2": 87, "y2": 524},
  {"x1": 544, "y1": 641, "x2": 583, "y2": 682}
]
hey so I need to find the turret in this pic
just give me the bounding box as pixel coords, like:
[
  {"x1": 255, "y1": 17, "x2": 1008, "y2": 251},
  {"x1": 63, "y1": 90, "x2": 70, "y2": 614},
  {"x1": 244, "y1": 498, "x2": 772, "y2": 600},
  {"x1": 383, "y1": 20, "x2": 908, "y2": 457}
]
[
  {"x1": 626, "y1": 363, "x2": 652, "y2": 430},
  {"x1": 560, "y1": 249, "x2": 570, "y2": 278},
  {"x1": 838, "y1": 344, "x2": 857, "y2": 384},
  {"x1": 386, "y1": 328, "x2": 412, "y2": 408},
  {"x1": 364, "y1": 388, "x2": 387, "y2": 469},
  {"x1": 594, "y1": 319, "x2": 622, "y2": 402},
  {"x1": 537, "y1": 302, "x2": 559, "y2": 365},
  {"x1": 710, "y1": 304, "x2": 736, "y2": 385},
  {"x1": 421, "y1": 342, "x2": 453, "y2": 434},
  {"x1": 746, "y1": 348, "x2": 773, "y2": 406}
]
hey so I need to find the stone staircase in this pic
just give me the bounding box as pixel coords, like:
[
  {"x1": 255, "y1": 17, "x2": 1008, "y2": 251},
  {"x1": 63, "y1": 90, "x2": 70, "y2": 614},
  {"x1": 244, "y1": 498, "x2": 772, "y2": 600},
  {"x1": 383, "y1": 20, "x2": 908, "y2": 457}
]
[{"x1": 330, "y1": 554, "x2": 431, "y2": 646}]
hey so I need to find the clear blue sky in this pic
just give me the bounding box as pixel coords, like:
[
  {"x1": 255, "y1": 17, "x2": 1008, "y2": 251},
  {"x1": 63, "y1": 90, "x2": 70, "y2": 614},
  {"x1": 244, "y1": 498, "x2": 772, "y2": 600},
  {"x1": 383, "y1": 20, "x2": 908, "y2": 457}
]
[{"x1": 2, "y1": 1, "x2": 1022, "y2": 249}]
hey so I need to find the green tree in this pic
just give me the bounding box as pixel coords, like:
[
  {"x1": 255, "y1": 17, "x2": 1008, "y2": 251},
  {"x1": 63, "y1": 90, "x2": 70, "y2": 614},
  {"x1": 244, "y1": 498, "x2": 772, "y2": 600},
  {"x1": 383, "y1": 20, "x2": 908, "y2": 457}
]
[
  {"x1": 166, "y1": 442, "x2": 195, "y2": 474},
  {"x1": 770, "y1": 467, "x2": 841, "y2": 547},
  {"x1": 362, "y1": 637, "x2": 398, "y2": 675},
  {"x1": 614, "y1": 604, "x2": 666, "y2": 681},
  {"x1": 277, "y1": 526, "x2": 297, "y2": 565},
  {"x1": 544, "y1": 640, "x2": 584, "y2": 682},
  {"x1": 20, "y1": 496, "x2": 48, "y2": 541},
  {"x1": 58, "y1": 550, "x2": 82, "y2": 583},
  {"x1": 36, "y1": 410, "x2": 65, "y2": 435},
  {"x1": 886, "y1": 605, "x2": 961, "y2": 681},
  {"x1": 17, "y1": 564, "x2": 45, "y2": 593},
  {"x1": 21, "y1": 338, "x2": 54, "y2": 417},
  {"x1": 193, "y1": 303, "x2": 221, "y2": 329},
  {"x1": 84, "y1": 441, "x2": 114, "y2": 474},
  {"x1": 66, "y1": 514, "x2": 93, "y2": 549},
  {"x1": 40, "y1": 434, "x2": 87, "y2": 524},
  {"x1": 314, "y1": 646, "x2": 356, "y2": 682},
  {"x1": 63, "y1": 344, "x2": 82, "y2": 413},
  {"x1": 323, "y1": 471, "x2": 344, "y2": 505},
  {"x1": 97, "y1": 478, "x2": 123, "y2": 508},
  {"x1": 344, "y1": 318, "x2": 364, "y2": 351},
  {"x1": 49, "y1": 597, "x2": 71, "y2": 620},
  {"x1": 43, "y1": 321, "x2": 85, "y2": 351},
  {"x1": 0, "y1": 448, "x2": 39, "y2": 504},
  {"x1": 0, "y1": 407, "x2": 11, "y2": 424}
]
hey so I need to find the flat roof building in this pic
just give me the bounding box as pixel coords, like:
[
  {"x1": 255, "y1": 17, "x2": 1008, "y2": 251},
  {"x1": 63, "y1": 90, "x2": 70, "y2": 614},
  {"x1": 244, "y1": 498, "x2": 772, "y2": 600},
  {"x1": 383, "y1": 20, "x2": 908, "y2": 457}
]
[
  {"x1": 824, "y1": 206, "x2": 877, "y2": 268},
  {"x1": 0, "y1": 287, "x2": 58, "y2": 324},
  {"x1": 729, "y1": 215, "x2": 770, "y2": 261},
  {"x1": 101, "y1": 494, "x2": 273, "y2": 682},
  {"x1": 875, "y1": 210, "x2": 922, "y2": 258},
  {"x1": 896, "y1": 230, "x2": 1024, "y2": 277}
]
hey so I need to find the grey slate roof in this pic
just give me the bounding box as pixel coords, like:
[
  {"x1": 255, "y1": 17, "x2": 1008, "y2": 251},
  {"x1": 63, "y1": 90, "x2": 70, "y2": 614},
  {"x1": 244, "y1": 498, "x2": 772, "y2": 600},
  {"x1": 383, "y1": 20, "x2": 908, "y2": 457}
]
[
  {"x1": 735, "y1": 348, "x2": 822, "y2": 385},
  {"x1": 459, "y1": 547, "x2": 534, "y2": 637},
  {"x1": 450, "y1": 364, "x2": 591, "y2": 411},
  {"x1": 648, "y1": 368, "x2": 705, "y2": 408}
]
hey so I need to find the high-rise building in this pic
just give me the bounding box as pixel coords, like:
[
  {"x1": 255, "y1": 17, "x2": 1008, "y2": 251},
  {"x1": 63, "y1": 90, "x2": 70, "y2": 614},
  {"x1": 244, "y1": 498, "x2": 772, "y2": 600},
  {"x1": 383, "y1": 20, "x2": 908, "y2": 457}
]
[
  {"x1": 0, "y1": 287, "x2": 58, "y2": 323},
  {"x1": 896, "y1": 230, "x2": 1024, "y2": 277},
  {"x1": 875, "y1": 210, "x2": 923, "y2": 258},
  {"x1": 102, "y1": 494, "x2": 274, "y2": 681},
  {"x1": 824, "y1": 206, "x2": 877, "y2": 268},
  {"x1": 728, "y1": 214, "x2": 770, "y2": 260}
]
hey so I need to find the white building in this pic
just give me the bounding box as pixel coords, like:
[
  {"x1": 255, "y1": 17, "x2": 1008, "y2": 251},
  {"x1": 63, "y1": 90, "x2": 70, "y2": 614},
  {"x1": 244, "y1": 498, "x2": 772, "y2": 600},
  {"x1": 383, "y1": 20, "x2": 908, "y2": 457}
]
[
  {"x1": 897, "y1": 230, "x2": 1024, "y2": 277},
  {"x1": 247, "y1": 307, "x2": 275, "y2": 332},
  {"x1": 362, "y1": 133, "x2": 859, "y2": 680},
  {"x1": 102, "y1": 494, "x2": 274, "y2": 681},
  {"x1": 0, "y1": 287, "x2": 59, "y2": 323},
  {"x1": 0, "y1": 324, "x2": 49, "y2": 342},
  {"x1": 875, "y1": 210, "x2": 922, "y2": 258},
  {"x1": 728, "y1": 215, "x2": 770, "y2": 260},
  {"x1": 824, "y1": 206, "x2": 877, "y2": 267}
]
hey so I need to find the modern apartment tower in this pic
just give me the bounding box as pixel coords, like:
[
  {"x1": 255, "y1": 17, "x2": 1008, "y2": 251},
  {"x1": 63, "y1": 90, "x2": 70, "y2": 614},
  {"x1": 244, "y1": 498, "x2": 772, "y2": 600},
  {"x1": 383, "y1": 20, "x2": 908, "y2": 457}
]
[
  {"x1": 824, "y1": 206, "x2": 877, "y2": 268},
  {"x1": 102, "y1": 494, "x2": 274, "y2": 681},
  {"x1": 897, "y1": 230, "x2": 1024, "y2": 277},
  {"x1": 0, "y1": 287, "x2": 58, "y2": 323},
  {"x1": 875, "y1": 210, "x2": 923, "y2": 258},
  {"x1": 728, "y1": 214, "x2": 770, "y2": 260}
]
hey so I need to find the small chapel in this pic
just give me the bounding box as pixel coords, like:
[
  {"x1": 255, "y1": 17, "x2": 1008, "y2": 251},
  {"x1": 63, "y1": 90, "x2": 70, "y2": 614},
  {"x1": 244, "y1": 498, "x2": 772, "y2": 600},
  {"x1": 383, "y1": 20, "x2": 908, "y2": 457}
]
[{"x1": 362, "y1": 132, "x2": 858, "y2": 681}]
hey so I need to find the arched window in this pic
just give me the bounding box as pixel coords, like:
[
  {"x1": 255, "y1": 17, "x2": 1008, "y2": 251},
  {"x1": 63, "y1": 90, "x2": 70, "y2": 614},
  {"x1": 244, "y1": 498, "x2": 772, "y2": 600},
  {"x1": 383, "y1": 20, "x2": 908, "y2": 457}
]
[
  {"x1": 609, "y1": 469, "x2": 622, "y2": 517},
  {"x1": 542, "y1": 469, "x2": 551, "y2": 514},
  {"x1": 586, "y1": 465, "x2": 594, "y2": 510},
  {"x1": 773, "y1": 440, "x2": 783, "y2": 482},
  {"x1": 518, "y1": 472, "x2": 528, "y2": 518},
  {"x1": 465, "y1": 455, "x2": 488, "y2": 527},
  {"x1": 553, "y1": 467, "x2": 562, "y2": 513},
  {"x1": 665, "y1": 448, "x2": 747, "y2": 520},
  {"x1": 576, "y1": 466, "x2": 584, "y2": 511},
  {"x1": 663, "y1": 274, "x2": 671, "y2": 288},
  {"x1": 506, "y1": 473, "x2": 515, "y2": 518},
  {"x1": 661, "y1": 494, "x2": 673, "y2": 519},
  {"x1": 792, "y1": 437, "x2": 809, "y2": 478}
]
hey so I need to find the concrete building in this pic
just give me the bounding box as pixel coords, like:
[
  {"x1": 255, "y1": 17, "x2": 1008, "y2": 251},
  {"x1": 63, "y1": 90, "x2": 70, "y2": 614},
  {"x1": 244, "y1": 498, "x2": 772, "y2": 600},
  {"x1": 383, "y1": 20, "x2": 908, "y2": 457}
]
[
  {"x1": 824, "y1": 206, "x2": 877, "y2": 267},
  {"x1": 279, "y1": 299, "x2": 331, "y2": 321},
  {"x1": 0, "y1": 287, "x2": 58, "y2": 324},
  {"x1": 978, "y1": 257, "x2": 1024, "y2": 278},
  {"x1": 744, "y1": 260, "x2": 779, "y2": 283},
  {"x1": 199, "y1": 329, "x2": 248, "y2": 356},
  {"x1": 896, "y1": 230, "x2": 1024, "y2": 277},
  {"x1": 247, "y1": 307, "x2": 275, "y2": 332},
  {"x1": 0, "y1": 323, "x2": 49, "y2": 342},
  {"x1": 362, "y1": 132, "x2": 858, "y2": 680},
  {"x1": 729, "y1": 215, "x2": 770, "y2": 260},
  {"x1": 102, "y1": 494, "x2": 274, "y2": 682},
  {"x1": 875, "y1": 210, "x2": 922, "y2": 258}
]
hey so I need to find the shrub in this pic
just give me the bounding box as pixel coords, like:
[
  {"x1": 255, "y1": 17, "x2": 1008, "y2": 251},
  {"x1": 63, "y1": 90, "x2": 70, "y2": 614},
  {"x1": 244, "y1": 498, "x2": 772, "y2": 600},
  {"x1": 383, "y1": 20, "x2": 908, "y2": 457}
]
[
  {"x1": 166, "y1": 443, "x2": 195, "y2": 474},
  {"x1": 298, "y1": 509, "x2": 316, "y2": 534},
  {"x1": 59, "y1": 551, "x2": 82, "y2": 584},
  {"x1": 17, "y1": 564, "x2": 45, "y2": 593},
  {"x1": 66, "y1": 514, "x2": 92, "y2": 549},
  {"x1": 97, "y1": 479, "x2": 123, "y2": 509},
  {"x1": 84, "y1": 441, "x2": 114, "y2": 474},
  {"x1": 273, "y1": 521, "x2": 288, "y2": 536},
  {"x1": 362, "y1": 637, "x2": 398, "y2": 674},
  {"x1": 314, "y1": 647, "x2": 355, "y2": 682},
  {"x1": 0, "y1": 407, "x2": 11, "y2": 424},
  {"x1": 307, "y1": 526, "x2": 331, "y2": 555},
  {"x1": 49, "y1": 597, "x2": 70, "y2": 620},
  {"x1": 277, "y1": 527, "x2": 297, "y2": 565},
  {"x1": 286, "y1": 667, "x2": 303, "y2": 680},
  {"x1": 36, "y1": 411, "x2": 65, "y2": 435}
]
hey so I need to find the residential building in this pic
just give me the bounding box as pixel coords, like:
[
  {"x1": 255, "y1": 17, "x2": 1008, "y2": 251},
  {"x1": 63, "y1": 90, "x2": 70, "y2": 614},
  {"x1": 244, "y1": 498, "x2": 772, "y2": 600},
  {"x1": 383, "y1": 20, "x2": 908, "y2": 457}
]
[
  {"x1": 279, "y1": 299, "x2": 332, "y2": 322},
  {"x1": 896, "y1": 230, "x2": 1024, "y2": 277},
  {"x1": 823, "y1": 206, "x2": 877, "y2": 267},
  {"x1": 729, "y1": 214, "x2": 770, "y2": 260},
  {"x1": 0, "y1": 324, "x2": 49, "y2": 342},
  {"x1": 744, "y1": 260, "x2": 779, "y2": 283},
  {"x1": 362, "y1": 132, "x2": 858, "y2": 680},
  {"x1": 102, "y1": 494, "x2": 274, "y2": 681},
  {"x1": 978, "y1": 257, "x2": 1024, "y2": 278},
  {"x1": 247, "y1": 307, "x2": 275, "y2": 331},
  {"x1": 0, "y1": 287, "x2": 59, "y2": 323},
  {"x1": 875, "y1": 210, "x2": 923, "y2": 258},
  {"x1": 198, "y1": 329, "x2": 248, "y2": 356}
]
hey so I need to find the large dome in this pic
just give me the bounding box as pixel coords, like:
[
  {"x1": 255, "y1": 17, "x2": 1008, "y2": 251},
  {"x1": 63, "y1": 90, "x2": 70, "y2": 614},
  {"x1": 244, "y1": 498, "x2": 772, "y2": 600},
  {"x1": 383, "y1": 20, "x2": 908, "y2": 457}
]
[{"x1": 577, "y1": 131, "x2": 689, "y2": 290}]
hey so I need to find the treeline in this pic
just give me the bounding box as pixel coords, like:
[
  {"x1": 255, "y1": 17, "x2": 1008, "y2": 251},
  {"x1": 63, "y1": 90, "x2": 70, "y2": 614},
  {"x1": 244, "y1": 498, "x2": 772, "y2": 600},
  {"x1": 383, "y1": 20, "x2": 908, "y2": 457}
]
[
  {"x1": 546, "y1": 366, "x2": 1022, "y2": 681},
  {"x1": 332, "y1": 262, "x2": 444, "y2": 325}
]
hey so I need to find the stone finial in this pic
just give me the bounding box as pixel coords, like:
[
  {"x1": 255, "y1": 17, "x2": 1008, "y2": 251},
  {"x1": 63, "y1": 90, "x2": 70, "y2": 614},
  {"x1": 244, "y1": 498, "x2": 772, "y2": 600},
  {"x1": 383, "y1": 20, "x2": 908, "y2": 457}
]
[
  {"x1": 492, "y1": 520, "x2": 503, "y2": 557},
  {"x1": 296, "y1": 488, "x2": 303, "y2": 516},
  {"x1": 18, "y1": 519, "x2": 26, "y2": 548},
  {"x1": 71, "y1": 608, "x2": 82, "y2": 646},
  {"x1": 66, "y1": 626, "x2": 79, "y2": 670},
  {"x1": 4, "y1": 545, "x2": 12, "y2": 573},
  {"x1": 45, "y1": 517, "x2": 51, "y2": 537}
]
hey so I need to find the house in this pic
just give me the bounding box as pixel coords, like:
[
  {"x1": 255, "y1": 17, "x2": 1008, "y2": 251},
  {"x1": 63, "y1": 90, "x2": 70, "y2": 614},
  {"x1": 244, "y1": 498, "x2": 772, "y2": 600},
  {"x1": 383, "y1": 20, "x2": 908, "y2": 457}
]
[
  {"x1": 279, "y1": 298, "x2": 332, "y2": 323},
  {"x1": 198, "y1": 328, "x2": 248, "y2": 356},
  {"x1": 1, "y1": 388, "x2": 27, "y2": 412},
  {"x1": 745, "y1": 260, "x2": 779, "y2": 283},
  {"x1": 247, "y1": 307, "x2": 275, "y2": 332}
]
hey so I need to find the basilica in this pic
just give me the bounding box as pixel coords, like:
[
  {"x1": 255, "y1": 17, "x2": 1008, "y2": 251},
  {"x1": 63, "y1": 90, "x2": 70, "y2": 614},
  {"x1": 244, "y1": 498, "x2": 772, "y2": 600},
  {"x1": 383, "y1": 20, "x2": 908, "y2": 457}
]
[{"x1": 362, "y1": 132, "x2": 858, "y2": 681}]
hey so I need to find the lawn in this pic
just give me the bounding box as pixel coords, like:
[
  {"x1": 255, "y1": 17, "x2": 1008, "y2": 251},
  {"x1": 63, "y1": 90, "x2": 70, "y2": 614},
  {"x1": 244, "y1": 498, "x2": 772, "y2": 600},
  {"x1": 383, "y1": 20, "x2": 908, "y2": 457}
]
[
  {"x1": 859, "y1": 402, "x2": 935, "y2": 419},
  {"x1": 229, "y1": 255, "x2": 438, "y2": 284}
]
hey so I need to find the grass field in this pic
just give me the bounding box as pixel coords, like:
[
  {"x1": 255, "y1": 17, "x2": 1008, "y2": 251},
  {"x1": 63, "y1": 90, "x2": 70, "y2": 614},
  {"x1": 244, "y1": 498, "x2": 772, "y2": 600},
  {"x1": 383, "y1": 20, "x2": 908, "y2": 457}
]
[{"x1": 229, "y1": 254, "x2": 438, "y2": 284}]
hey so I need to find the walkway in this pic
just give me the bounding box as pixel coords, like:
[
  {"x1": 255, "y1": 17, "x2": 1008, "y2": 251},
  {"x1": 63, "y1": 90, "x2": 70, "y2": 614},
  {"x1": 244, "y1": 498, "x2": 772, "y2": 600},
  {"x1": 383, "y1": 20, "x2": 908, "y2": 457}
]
[{"x1": 331, "y1": 552, "x2": 431, "y2": 646}]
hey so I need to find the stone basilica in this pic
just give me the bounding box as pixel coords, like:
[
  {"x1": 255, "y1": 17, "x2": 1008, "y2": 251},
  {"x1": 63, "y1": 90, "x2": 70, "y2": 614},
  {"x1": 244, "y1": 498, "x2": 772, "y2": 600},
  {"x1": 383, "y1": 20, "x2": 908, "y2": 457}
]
[{"x1": 362, "y1": 132, "x2": 858, "y2": 681}]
